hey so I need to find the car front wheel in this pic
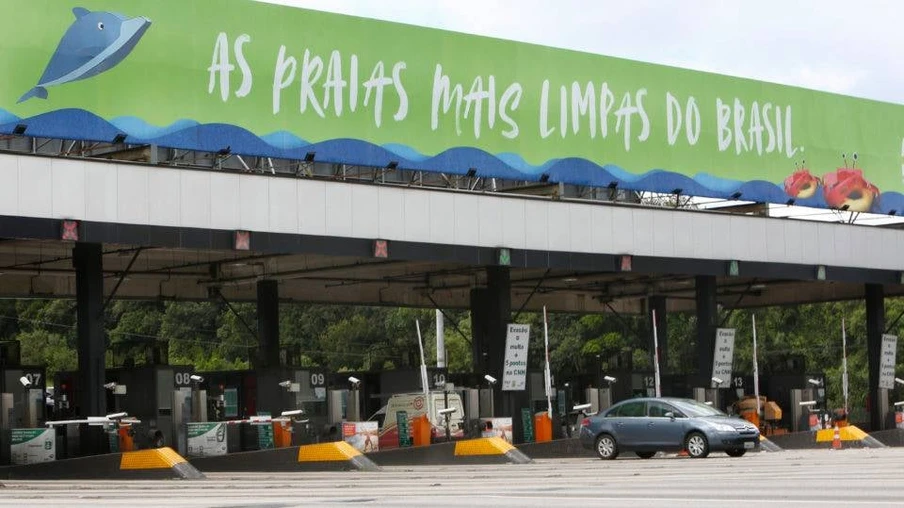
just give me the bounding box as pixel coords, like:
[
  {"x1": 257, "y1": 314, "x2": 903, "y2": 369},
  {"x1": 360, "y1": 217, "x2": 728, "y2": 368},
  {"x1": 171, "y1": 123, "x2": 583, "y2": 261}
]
[
  {"x1": 685, "y1": 432, "x2": 709, "y2": 458},
  {"x1": 595, "y1": 434, "x2": 619, "y2": 460},
  {"x1": 725, "y1": 448, "x2": 746, "y2": 457}
]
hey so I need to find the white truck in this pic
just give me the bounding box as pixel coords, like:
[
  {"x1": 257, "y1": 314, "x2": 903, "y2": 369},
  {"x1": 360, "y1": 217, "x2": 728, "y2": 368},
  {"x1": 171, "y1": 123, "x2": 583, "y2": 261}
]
[{"x1": 375, "y1": 391, "x2": 465, "y2": 449}]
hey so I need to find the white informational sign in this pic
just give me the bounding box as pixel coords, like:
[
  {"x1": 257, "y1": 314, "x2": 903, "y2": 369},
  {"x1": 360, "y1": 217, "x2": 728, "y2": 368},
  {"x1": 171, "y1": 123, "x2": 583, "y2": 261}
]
[
  {"x1": 711, "y1": 328, "x2": 736, "y2": 388},
  {"x1": 342, "y1": 421, "x2": 379, "y2": 453},
  {"x1": 186, "y1": 422, "x2": 228, "y2": 458},
  {"x1": 480, "y1": 417, "x2": 513, "y2": 443},
  {"x1": 502, "y1": 324, "x2": 531, "y2": 391},
  {"x1": 879, "y1": 334, "x2": 898, "y2": 389},
  {"x1": 10, "y1": 428, "x2": 55, "y2": 464}
]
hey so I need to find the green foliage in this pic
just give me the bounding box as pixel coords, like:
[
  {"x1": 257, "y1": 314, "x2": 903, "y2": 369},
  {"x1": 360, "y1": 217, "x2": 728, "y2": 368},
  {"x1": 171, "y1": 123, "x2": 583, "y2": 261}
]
[{"x1": 6, "y1": 292, "x2": 904, "y2": 417}]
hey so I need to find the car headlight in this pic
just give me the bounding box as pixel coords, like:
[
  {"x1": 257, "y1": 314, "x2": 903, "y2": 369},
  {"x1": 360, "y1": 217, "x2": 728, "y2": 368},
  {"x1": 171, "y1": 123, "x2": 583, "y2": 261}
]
[{"x1": 711, "y1": 423, "x2": 737, "y2": 432}]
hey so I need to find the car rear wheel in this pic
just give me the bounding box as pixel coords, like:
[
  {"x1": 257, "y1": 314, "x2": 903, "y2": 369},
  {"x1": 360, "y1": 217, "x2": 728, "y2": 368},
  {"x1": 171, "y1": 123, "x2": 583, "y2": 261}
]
[
  {"x1": 725, "y1": 448, "x2": 747, "y2": 457},
  {"x1": 685, "y1": 432, "x2": 709, "y2": 458},
  {"x1": 636, "y1": 451, "x2": 656, "y2": 459},
  {"x1": 595, "y1": 434, "x2": 619, "y2": 460}
]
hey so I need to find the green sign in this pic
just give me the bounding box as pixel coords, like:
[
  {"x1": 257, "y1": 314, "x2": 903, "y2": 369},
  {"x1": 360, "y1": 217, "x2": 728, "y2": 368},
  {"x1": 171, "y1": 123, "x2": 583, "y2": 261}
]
[
  {"x1": 396, "y1": 410, "x2": 411, "y2": 448},
  {"x1": 256, "y1": 412, "x2": 274, "y2": 450},
  {"x1": 2, "y1": 1, "x2": 903, "y2": 212},
  {"x1": 223, "y1": 388, "x2": 238, "y2": 418},
  {"x1": 521, "y1": 408, "x2": 534, "y2": 444},
  {"x1": 187, "y1": 422, "x2": 228, "y2": 457},
  {"x1": 10, "y1": 428, "x2": 55, "y2": 464}
]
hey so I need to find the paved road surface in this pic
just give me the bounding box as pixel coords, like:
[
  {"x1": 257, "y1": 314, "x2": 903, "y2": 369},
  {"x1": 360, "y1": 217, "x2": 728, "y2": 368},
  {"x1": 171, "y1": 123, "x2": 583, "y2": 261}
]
[{"x1": 2, "y1": 448, "x2": 903, "y2": 507}]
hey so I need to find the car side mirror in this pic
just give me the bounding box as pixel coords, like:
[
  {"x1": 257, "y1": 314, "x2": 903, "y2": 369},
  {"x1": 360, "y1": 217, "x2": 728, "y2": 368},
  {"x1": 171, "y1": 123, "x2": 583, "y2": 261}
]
[{"x1": 665, "y1": 411, "x2": 675, "y2": 420}]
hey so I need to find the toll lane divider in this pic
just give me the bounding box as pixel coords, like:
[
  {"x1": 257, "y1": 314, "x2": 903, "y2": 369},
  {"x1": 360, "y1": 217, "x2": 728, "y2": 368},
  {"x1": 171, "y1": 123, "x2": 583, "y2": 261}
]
[
  {"x1": 0, "y1": 447, "x2": 204, "y2": 480},
  {"x1": 768, "y1": 426, "x2": 885, "y2": 450},
  {"x1": 191, "y1": 441, "x2": 380, "y2": 472},
  {"x1": 758, "y1": 436, "x2": 784, "y2": 452},
  {"x1": 368, "y1": 437, "x2": 531, "y2": 466},
  {"x1": 869, "y1": 428, "x2": 904, "y2": 447}
]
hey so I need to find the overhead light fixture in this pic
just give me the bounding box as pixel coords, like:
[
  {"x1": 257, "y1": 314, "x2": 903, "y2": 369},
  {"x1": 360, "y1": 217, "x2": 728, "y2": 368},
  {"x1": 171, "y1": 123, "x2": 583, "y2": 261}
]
[{"x1": 562, "y1": 277, "x2": 579, "y2": 284}]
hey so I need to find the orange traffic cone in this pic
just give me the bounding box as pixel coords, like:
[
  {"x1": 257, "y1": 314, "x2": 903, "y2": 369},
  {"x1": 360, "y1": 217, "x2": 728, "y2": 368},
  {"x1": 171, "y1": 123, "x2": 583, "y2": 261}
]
[{"x1": 832, "y1": 425, "x2": 841, "y2": 450}]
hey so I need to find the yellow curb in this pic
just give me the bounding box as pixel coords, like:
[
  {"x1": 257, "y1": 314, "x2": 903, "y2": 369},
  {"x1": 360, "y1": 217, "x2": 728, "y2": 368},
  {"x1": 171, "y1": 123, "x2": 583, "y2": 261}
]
[
  {"x1": 297, "y1": 442, "x2": 362, "y2": 462},
  {"x1": 815, "y1": 425, "x2": 869, "y2": 442},
  {"x1": 454, "y1": 437, "x2": 515, "y2": 456},
  {"x1": 120, "y1": 447, "x2": 186, "y2": 470}
]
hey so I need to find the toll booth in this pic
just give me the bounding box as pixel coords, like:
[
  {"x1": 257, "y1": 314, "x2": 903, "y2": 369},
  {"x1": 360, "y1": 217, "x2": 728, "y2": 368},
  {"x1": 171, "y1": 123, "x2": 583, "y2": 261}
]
[
  {"x1": 55, "y1": 365, "x2": 197, "y2": 457},
  {"x1": 1, "y1": 366, "x2": 48, "y2": 465},
  {"x1": 202, "y1": 367, "x2": 330, "y2": 450}
]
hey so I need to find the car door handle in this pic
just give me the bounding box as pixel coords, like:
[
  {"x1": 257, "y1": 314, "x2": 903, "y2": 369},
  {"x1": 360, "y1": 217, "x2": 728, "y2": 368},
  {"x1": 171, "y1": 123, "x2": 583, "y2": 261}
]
[{"x1": 647, "y1": 422, "x2": 654, "y2": 426}]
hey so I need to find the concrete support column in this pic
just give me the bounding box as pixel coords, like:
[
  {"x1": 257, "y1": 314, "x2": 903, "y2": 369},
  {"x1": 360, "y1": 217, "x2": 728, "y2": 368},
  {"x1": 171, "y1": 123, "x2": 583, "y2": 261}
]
[
  {"x1": 73, "y1": 243, "x2": 106, "y2": 455},
  {"x1": 74, "y1": 243, "x2": 105, "y2": 417},
  {"x1": 866, "y1": 284, "x2": 885, "y2": 431},
  {"x1": 469, "y1": 267, "x2": 529, "y2": 442},
  {"x1": 256, "y1": 280, "x2": 280, "y2": 369},
  {"x1": 647, "y1": 296, "x2": 668, "y2": 375},
  {"x1": 695, "y1": 276, "x2": 718, "y2": 385}
]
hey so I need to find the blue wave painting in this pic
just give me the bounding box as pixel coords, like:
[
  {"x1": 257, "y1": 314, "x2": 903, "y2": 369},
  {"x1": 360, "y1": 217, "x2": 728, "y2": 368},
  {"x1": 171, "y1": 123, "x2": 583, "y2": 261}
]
[{"x1": 1, "y1": 108, "x2": 900, "y2": 215}]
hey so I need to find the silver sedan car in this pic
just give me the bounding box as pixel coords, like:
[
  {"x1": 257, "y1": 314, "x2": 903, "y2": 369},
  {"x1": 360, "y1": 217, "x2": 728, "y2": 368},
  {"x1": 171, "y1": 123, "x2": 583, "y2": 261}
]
[{"x1": 579, "y1": 397, "x2": 760, "y2": 459}]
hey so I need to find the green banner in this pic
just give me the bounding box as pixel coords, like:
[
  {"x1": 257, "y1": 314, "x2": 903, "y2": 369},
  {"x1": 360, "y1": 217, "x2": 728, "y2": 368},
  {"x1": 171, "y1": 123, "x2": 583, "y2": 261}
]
[{"x1": 1, "y1": 0, "x2": 902, "y2": 212}]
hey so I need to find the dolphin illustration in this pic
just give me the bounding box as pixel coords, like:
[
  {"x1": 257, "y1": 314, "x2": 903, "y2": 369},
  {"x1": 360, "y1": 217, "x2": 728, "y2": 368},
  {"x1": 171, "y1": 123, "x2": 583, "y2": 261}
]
[{"x1": 18, "y1": 7, "x2": 151, "y2": 103}]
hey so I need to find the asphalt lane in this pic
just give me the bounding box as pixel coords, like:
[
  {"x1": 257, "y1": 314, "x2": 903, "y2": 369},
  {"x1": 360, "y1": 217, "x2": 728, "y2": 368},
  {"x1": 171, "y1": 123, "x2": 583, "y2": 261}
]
[{"x1": 2, "y1": 447, "x2": 903, "y2": 507}]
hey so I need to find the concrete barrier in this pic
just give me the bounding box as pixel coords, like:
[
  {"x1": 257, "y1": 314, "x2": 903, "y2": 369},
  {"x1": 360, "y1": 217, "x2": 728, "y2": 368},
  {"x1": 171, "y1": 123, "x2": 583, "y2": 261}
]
[
  {"x1": 869, "y1": 429, "x2": 904, "y2": 446},
  {"x1": 368, "y1": 437, "x2": 532, "y2": 466},
  {"x1": 0, "y1": 447, "x2": 204, "y2": 480},
  {"x1": 768, "y1": 426, "x2": 885, "y2": 450},
  {"x1": 191, "y1": 442, "x2": 380, "y2": 472},
  {"x1": 758, "y1": 436, "x2": 784, "y2": 452}
]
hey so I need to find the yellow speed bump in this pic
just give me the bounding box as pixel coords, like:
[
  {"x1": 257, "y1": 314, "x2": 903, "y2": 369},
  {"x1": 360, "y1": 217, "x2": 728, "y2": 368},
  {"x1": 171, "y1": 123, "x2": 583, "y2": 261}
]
[
  {"x1": 454, "y1": 437, "x2": 514, "y2": 456},
  {"x1": 120, "y1": 447, "x2": 186, "y2": 470},
  {"x1": 297, "y1": 442, "x2": 362, "y2": 462},
  {"x1": 816, "y1": 426, "x2": 869, "y2": 442}
]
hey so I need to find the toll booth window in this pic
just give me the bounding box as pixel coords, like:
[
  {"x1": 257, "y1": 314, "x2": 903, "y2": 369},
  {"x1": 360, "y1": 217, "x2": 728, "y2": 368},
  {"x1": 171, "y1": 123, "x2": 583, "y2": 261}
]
[{"x1": 613, "y1": 401, "x2": 645, "y2": 417}]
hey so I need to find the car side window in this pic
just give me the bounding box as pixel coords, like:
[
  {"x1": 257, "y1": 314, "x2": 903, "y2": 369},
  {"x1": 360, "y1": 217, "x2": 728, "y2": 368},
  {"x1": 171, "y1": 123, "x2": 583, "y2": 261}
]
[
  {"x1": 648, "y1": 402, "x2": 672, "y2": 417},
  {"x1": 613, "y1": 401, "x2": 645, "y2": 417}
]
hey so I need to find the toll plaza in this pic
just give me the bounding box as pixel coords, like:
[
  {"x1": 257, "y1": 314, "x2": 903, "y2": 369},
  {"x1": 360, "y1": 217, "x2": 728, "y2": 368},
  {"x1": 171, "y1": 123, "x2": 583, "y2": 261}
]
[{"x1": 1, "y1": 0, "x2": 904, "y2": 477}]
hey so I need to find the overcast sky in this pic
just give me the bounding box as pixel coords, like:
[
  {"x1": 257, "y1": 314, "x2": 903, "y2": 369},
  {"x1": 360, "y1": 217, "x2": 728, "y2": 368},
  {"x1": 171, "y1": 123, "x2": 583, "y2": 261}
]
[{"x1": 258, "y1": 0, "x2": 904, "y2": 105}]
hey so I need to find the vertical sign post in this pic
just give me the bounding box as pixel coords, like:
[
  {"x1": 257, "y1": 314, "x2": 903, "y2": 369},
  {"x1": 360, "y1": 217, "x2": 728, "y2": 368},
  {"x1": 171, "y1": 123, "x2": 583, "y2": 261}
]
[
  {"x1": 842, "y1": 317, "x2": 849, "y2": 414},
  {"x1": 543, "y1": 306, "x2": 552, "y2": 418},
  {"x1": 752, "y1": 315, "x2": 761, "y2": 419},
  {"x1": 652, "y1": 309, "x2": 662, "y2": 398}
]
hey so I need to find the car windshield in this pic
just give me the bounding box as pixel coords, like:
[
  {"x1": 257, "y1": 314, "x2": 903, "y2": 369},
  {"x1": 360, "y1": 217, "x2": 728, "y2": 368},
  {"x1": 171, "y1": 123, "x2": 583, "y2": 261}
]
[{"x1": 669, "y1": 399, "x2": 728, "y2": 417}]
